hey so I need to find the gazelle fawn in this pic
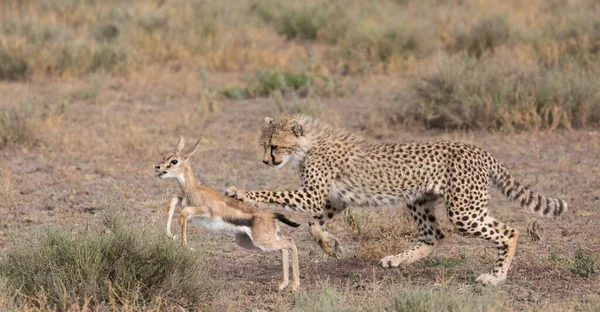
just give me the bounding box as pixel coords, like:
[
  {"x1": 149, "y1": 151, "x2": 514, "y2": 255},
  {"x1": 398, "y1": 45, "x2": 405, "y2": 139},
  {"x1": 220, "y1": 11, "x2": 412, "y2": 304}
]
[{"x1": 155, "y1": 136, "x2": 301, "y2": 290}]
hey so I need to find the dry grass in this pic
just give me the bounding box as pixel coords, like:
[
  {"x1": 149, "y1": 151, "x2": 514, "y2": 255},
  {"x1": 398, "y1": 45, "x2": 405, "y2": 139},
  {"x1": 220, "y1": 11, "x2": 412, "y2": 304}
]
[
  {"x1": 373, "y1": 51, "x2": 600, "y2": 131},
  {"x1": 0, "y1": 0, "x2": 597, "y2": 80},
  {"x1": 293, "y1": 281, "x2": 506, "y2": 312},
  {"x1": 0, "y1": 208, "x2": 218, "y2": 311}
]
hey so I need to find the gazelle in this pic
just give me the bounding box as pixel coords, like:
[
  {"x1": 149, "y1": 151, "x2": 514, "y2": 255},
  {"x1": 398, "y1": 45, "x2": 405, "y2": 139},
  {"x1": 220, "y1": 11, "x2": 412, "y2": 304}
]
[{"x1": 155, "y1": 136, "x2": 301, "y2": 290}]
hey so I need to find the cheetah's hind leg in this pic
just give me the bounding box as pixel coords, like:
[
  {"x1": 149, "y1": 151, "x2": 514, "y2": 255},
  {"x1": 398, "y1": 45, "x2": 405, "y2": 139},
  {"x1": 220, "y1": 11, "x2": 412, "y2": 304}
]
[{"x1": 380, "y1": 196, "x2": 444, "y2": 268}]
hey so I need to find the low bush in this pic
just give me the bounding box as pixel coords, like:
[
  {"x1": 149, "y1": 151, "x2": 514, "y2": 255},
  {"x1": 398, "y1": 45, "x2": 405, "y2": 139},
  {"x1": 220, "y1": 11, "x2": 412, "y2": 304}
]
[
  {"x1": 378, "y1": 52, "x2": 600, "y2": 131},
  {"x1": 0, "y1": 209, "x2": 217, "y2": 310}
]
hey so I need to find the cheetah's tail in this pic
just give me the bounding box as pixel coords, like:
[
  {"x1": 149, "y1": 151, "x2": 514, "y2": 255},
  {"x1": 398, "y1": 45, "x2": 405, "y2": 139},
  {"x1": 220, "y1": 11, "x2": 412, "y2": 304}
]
[{"x1": 490, "y1": 161, "x2": 567, "y2": 217}]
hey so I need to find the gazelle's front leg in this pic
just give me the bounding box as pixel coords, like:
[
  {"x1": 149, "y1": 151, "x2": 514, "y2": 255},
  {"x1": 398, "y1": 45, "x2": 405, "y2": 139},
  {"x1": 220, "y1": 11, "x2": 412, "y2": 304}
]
[{"x1": 166, "y1": 197, "x2": 180, "y2": 239}]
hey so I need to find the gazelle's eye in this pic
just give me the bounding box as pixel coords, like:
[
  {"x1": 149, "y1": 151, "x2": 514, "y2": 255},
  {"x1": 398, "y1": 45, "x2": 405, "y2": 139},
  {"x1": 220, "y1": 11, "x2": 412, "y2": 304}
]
[{"x1": 170, "y1": 159, "x2": 178, "y2": 165}]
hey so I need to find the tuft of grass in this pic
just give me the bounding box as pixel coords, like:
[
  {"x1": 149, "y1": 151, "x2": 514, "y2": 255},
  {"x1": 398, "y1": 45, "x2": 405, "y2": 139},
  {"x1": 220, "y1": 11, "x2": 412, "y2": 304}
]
[
  {"x1": 0, "y1": 208, "x2": 218, "y2": 310},
  {"x1": 0, "y1": 46, "x2": 30, "y2": 81},
  {"x1": 571, "y1": 246, "x2": 596, "y2": 278},
  {"x1": 279, "y1": 5, "x2": 328, "y2": 40},
  {"x1": 0, "y1": 104, "x2": 41, "y2": 147},
  {"x1": 377, "y1": 52, "x2": 600, "y2": 131},
  {"x1": 217, "y1": 86, "x2": 254, "y2": 100},
  {"x1": 257, "y1": 69, "x2": 312, "y2": 96},
  {"x1": 451, "y1": 14, "x2": 513, "y2": 57}
]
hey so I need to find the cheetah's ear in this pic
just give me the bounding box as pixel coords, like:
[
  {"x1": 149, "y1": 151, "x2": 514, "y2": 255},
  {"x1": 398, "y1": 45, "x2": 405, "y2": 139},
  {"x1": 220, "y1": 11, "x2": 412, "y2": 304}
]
[
  {"x1": 288, "y1": 119, "x2": 303, "y2": 137},
  {"x1": 184, "y1": 138, "x2": 201, "y2": 158},
  {"x1": 175, "y1": 136, "x2": 185, "y2": 153},
  {"x1": 264, "y1": 117, "x2": 274, "y2": 125}
]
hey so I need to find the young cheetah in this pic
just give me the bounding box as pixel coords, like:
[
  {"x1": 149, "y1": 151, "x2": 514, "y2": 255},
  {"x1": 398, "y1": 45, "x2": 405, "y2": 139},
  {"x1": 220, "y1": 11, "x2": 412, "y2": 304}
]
[{"x1": 226, "y1": 114, "x2": 567, "y2": 286}]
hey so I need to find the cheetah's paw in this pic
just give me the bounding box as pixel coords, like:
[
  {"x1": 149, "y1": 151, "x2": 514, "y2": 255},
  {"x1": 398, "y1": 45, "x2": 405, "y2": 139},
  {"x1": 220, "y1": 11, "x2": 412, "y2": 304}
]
[
  {"x1": 225, "y1": 186, "x2": 246, "y2": 201},
  {"x1": 378, "y1": 255, "x2": 410, "y2": 268},
  {"x1": 320, "y1": 236, "x2": 344, "y2": 258},
  {"x1": 476, "y1": 273, "x2": 505, "y2": 286}
]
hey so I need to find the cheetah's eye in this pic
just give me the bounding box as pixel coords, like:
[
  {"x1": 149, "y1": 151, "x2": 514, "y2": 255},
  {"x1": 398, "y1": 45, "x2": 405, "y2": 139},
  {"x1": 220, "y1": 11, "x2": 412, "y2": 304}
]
[
  {"x1": 271, "y1": 145, "x2": 278, "y2": 150},
  {"x1": 170, "y1": 159, "x2": 178, "y2": 165}
]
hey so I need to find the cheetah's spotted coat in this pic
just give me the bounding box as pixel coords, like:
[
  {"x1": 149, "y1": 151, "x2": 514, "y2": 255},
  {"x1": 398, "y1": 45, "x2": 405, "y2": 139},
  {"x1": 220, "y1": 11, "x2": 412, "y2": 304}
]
[{"x1": 227, "y1": 115, "x2": 567, "y2": 286}]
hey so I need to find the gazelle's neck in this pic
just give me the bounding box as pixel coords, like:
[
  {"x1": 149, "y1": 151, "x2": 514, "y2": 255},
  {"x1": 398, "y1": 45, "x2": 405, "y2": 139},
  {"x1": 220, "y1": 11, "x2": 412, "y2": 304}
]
[{"x1": 177, "y1": 164, "x2": 200, "y2": 195}]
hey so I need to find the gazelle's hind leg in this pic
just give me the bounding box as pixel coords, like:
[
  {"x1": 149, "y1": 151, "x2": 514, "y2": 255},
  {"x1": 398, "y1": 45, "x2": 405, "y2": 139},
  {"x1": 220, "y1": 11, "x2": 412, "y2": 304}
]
[
  {"x1": 253, "y1": 221, "x2": 300, "y2": 291},
  {"x1": 258, "y1": 237, "x2": 299, "y2": 291},
  {"x1": 279, "y1": 249, "x2": 290, "y2": 290},
  {"x1": 380, "y1": 194, "x2": 445, "y2": 268}
]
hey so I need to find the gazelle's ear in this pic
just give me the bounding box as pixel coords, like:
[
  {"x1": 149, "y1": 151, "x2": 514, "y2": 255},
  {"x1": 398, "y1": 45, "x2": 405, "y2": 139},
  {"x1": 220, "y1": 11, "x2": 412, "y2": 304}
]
[
  {"x1": 175, "y1": 136, "x2": 185, "y2": 152},
  {"x1": 184, "y1": 138, "x2": 201, "y2": 158},
  {"x1": 264, "y1": 117, "x2": 274, "y2": 125},
  {"x1": 288, "y1": 119, "x2": 303, "y2": 137}
]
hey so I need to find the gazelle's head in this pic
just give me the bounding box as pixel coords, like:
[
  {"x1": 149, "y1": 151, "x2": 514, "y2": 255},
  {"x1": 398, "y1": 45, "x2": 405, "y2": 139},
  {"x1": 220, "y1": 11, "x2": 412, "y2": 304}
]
[{"x1": 155, "y1": 136, "x2": 201, "y2": 179}]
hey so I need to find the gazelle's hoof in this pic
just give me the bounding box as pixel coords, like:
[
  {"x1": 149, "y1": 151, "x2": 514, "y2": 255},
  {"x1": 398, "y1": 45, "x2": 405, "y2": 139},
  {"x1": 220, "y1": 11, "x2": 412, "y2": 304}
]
[{"x1": 278, "y1": 280, "x2": 289, "y2": 291}]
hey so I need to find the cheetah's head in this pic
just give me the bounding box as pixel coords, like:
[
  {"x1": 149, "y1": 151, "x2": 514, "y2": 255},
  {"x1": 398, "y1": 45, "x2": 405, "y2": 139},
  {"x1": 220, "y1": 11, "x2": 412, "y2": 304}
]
[{"x1": 260, "y1": 116, "x2": 309, "y2": 169}]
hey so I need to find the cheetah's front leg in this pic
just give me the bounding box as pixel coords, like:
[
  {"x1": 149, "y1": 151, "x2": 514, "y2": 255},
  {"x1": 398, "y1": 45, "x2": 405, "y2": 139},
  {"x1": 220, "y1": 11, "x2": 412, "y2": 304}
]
[{"x1": 309, "y1": 200, "x2": 347, "y2": 258}]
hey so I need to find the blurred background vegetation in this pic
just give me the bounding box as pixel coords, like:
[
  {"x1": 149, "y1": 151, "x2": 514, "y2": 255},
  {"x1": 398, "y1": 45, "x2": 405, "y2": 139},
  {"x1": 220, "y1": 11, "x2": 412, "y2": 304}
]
[{"x1": 2, "y1": 0, "x2": 599, "y2": 130}]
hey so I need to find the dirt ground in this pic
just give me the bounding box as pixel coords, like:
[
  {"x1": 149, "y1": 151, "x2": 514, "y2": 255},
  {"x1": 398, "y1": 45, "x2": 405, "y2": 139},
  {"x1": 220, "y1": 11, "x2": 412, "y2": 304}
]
[{"x1": 0, "y1": 72, "x2": 599, "y2": 311}]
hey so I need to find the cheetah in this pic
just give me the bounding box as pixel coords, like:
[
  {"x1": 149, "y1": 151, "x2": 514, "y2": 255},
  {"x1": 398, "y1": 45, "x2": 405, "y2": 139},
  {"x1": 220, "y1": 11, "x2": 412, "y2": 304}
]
[{"x1": 226, "y1": 114, "x2": 567, "y2": 286}]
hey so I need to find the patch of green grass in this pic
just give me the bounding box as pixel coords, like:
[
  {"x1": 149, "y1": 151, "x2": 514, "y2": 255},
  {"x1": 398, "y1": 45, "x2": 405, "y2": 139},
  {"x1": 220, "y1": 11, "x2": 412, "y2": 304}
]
[
  {"x1": 548, "y1": 251, "x2": 570, "y2": 265},
  {"x1": 0, "y1": 208, "x2": 218, "y2": 310},
  {"x1": 257, "y1": 69, "x2": 312, "y2": 95},
  {"x1": 571, "y1": 246, "x2": 596, "y2": 278},
  {"x1": 218, "y1": 69, "x2": 313, "y2": 100}
]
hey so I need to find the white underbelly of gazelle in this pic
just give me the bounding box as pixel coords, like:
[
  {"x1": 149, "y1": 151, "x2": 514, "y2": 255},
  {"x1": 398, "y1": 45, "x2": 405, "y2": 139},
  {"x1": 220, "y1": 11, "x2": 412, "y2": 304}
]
[{"x1": 187, "y1": 215, "x2": 252, "y2": 237}]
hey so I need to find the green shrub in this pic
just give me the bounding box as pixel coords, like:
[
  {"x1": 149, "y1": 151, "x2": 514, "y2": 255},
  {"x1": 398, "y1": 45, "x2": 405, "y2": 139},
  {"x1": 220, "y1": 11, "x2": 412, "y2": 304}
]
[
  {"x1": 571, "y1": 246, "x2": 596, "y2": 278},
  {"x1": 0, "y1": 209, "x2": 217, "y2": 310}
]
